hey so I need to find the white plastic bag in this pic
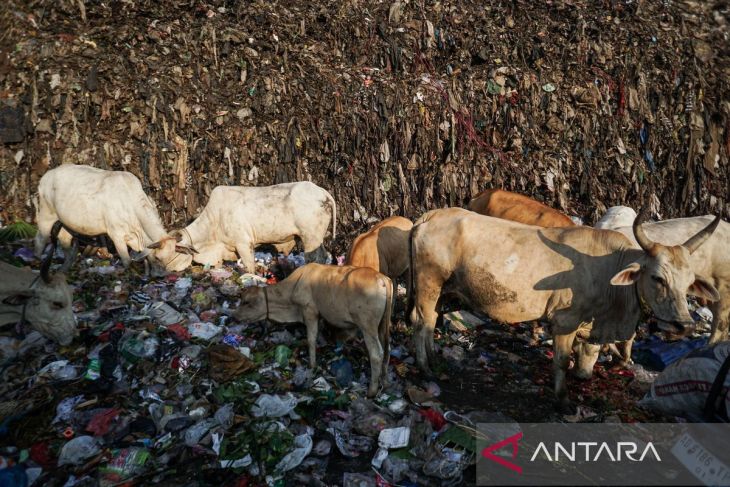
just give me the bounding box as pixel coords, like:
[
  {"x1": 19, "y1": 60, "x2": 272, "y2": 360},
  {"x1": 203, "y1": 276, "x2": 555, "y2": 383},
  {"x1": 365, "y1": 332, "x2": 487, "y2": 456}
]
[{"x1": 58, "y1": 436, "x2": 100, "y2": 465}]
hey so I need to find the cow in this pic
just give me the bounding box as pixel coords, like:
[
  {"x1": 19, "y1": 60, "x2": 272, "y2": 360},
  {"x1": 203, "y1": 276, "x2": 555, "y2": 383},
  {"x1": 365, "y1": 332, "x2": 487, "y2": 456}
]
[
  {"x1": 0, "y1": 259, "x2": 76, "y2": 346},
  {"x1": 173, "y1": 182, "x2": 336, "y2": 272},
  {"x1": 467, "y1": 189, "x2": 575, "y2": 228},
  {"x1": 34, "y1": 165, "x2": 194, "y2": 271},
  {"x1": 233, "y1": 263, "x2": 393, "y2": 397},
  {"x1": 612, "y1": 215, "x2": 730, "y2": 345},
  {"x1": 346, "y1": 216, "x2": 413, "y2": 280},
  {"x1": 594, "y1": 206, "x2": 637, "y2": 230},
  {"x1": 408, "y1": 207, "x2": 720, "y2": 411}
]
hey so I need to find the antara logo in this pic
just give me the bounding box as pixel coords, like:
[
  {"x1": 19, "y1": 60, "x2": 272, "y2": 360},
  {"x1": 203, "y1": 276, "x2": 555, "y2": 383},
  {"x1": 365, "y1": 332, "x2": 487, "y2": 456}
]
[
  {"x1": 530, "y1": 442, "x2": 662, "y2": 462},
  {"x1": 481, "y1": 432, "x2": 524, "y2": 474},
  {"x1": 481, "y1": 433, "x2": 662, "y2": 474}
]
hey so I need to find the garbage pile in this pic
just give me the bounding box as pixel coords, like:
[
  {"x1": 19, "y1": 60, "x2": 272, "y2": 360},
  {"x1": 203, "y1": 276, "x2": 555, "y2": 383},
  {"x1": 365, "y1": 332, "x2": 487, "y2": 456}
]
[
  {"x1": 1, "y1": 242, "x2": 697, "y2": 486},
  {"x1": 1, "y1": 0, "x2": 729, "y2": 245}
]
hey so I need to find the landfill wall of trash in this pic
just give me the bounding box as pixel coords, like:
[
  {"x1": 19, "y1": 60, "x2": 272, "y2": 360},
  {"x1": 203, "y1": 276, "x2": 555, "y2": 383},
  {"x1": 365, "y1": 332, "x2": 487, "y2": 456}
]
[{"x1": 1, "y1": 0, "x2": 729, "y2": 245}]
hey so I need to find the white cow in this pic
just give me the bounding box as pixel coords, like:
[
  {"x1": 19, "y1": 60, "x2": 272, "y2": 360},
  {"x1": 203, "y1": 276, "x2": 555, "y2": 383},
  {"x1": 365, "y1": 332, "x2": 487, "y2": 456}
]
[
  {"x1": 172, "y1": 182, "x2": 336, "y2": 272},
  {"x1": 0, "y1": 260, "x2": 76, "y2": 345},
  {"x1": 34, "y1": 165, "x2": 193, "y2": 270},
  {"x1": 615, "y1": 215, "x2": 730, "y2": 344},
  {"x1": 594, "y1": 206, "x2": 637, "y2": 230}
]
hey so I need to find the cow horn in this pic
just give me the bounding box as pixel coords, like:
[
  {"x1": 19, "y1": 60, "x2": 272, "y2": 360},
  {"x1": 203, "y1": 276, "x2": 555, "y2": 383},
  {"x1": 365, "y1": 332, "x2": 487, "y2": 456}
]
[
  {"x1": 683, "y1": 215, "x2": 721, "y2": 255},
  {"x1": 632, "y1": 207, "x2": 655, "y2": 253},
  {"x1": 40, "y1": 251, "x2": 52, "y2": 283},
  {"x1": 40, "y1": 220, "x2": 64, "y2": 283}
]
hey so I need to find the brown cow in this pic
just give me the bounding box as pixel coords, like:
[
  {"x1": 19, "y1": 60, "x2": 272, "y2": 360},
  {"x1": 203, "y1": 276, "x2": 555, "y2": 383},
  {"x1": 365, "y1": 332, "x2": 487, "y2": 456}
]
[
  {"x1": 346, "y1": 216, "x2": 413, "y2": 280},
  {"x1": 233, "y1": 263, "x2": 393, "y2": 397},
  {"x1": 468, "y1": 189, "x2": 575, "y2": 228}
]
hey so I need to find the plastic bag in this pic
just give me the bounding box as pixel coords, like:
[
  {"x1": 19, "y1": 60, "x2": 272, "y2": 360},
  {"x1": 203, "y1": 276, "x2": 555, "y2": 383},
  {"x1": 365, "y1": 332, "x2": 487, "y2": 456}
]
[
  {"x1": 184, "y1": 418, "x2": 218, "y2": 447},
  {"x1": 58, "y1": 436, "x2": 100, "y2": 466},
  {"x1": 38, "y1": 360, "x2": 78, "y2": 381},
  {"x1": 214, "y1": 404, "x2": 235, "y2": 430},
  {"x1": 146, "y1": 301, "x2": 184, "y2": 326},
  {"x1": 275, "y1": 433, "x2": 313, "y2": 472},
  {"x1": 187, "y1": 322, "x2": 222, "y2": 340},
  {"x1": 53, "y1": 395, "x2": 85, "y2": 424},
  {"x1": 251, "y1": 393, "x2": 299, "y2": 418}
]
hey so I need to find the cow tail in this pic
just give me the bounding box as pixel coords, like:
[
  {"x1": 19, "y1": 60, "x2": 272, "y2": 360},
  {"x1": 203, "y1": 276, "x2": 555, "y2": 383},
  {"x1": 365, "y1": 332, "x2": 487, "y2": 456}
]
[
  {"x1": 379, "y1": 275, "x2": 394, "y2": 368},
  {"x1": 406, "y1": 224, "x2": 417, "y2": 324},
  {"x1": 327, "y1": 192, "x2": 337, "y2": 240}
]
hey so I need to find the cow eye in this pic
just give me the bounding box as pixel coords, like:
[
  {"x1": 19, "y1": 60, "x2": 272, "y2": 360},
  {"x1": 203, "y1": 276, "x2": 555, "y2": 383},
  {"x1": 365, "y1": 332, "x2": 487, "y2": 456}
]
[
  {"x1": 651, "y1": 276, "x2": 665, "y2": 286},
  {"x1": 52, "y1": 301, "x2": 65, "y2": 309}
]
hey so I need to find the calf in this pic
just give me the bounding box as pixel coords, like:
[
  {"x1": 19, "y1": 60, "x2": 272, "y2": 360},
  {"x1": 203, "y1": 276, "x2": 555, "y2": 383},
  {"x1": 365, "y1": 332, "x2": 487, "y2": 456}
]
[
  {"x1": 174, "y1": 182, "x2": 336, "y2": 272},
  {"x1": 0, "y1": 260, "x2": 76, "y2": 345},
  {"x1": 408, "y1": 207, "x2": 720, "y2": 411},
  {"x1": 346, "y1": 216, "x2": 413, "y2": 280},
  {"x1": 34, "y1": 165, "x2": 193, "y2": 270},
  {"x1": 467, "y1": 188, "x2": 575, "y2": 228},
  {"x1": 233, "y1": 263, "x2": 393, "y2": 397}
]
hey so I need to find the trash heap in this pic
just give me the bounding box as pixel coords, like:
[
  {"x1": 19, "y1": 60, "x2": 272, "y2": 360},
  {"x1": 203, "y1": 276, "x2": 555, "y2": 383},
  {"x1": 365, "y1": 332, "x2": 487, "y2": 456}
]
[
  {"x1": 1, "y1": 0, "x2": 729, "y2": 243},
  {"x1": 1, "y1": 242, "x2": 701, "y2": 486}
]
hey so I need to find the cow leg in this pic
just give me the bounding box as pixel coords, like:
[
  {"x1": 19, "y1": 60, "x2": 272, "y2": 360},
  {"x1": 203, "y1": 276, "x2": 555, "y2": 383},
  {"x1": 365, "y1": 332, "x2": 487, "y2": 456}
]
[
  {"x1": 108, "y1": 233, "x2": 132, "y2": 267},
  {"x1": 708, "y1": 296, "x2": 729, "y2": 345},
  {"x1": 553, "y1": 331, "x2": 578, "y2": 413},
  {"x1": 617, "y1": 334, "x2": 635, "y2": 367},
  {"x1": 411, "y1": 296, "x2": 440, "y2": 374},
  {"x1": 304, "y1": 244, "x2": 327, "y2": 264},
  {"x1": 303, "y1": 310, "x2": 320, "y2": 369},
  {"x1": 361, "y1": 329, "x2": 384, "y2": 397},
  {"x1": 378, "y1": 322, "x2": 390, "y2": 389},
  {"x1": 235, "y1": 243, "x2": 256, "y2": 273},
  {"x1": 275, "y1": 240, "x2": 297, "y2": 256}
]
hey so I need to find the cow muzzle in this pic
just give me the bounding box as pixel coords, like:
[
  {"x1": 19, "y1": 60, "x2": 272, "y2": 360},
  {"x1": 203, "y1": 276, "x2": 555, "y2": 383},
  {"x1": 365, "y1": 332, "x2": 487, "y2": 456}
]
[{"x1": 655, "y1": 317, "x2": 695, "y2": 337}]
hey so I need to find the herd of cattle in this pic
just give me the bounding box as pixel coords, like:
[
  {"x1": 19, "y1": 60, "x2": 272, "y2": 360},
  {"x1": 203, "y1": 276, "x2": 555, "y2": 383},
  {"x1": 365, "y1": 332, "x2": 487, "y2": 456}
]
[{"x1": 1, "y1": 164, "x2": 729, "y2": 411}]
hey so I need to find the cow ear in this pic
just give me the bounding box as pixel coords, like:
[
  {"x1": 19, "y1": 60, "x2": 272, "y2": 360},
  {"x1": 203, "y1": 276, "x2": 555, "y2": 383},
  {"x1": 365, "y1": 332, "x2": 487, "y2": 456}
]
[
  {"x1": 610, "y1": 262, "x2": 642, "y2": 286},
  {"x1": 689, "y1": 277, "x2": 720, "y2": 302},
  {"x1": 3, "y1": 292, "x2": 33, "y2": 306}
]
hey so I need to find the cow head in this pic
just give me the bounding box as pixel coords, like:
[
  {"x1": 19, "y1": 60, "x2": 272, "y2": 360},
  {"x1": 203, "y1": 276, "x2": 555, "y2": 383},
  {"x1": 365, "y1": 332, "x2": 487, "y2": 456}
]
[
  {"x1": 610, "y1": 211, "x2": 721, "y2": 335},
  {"x1": 233, "y1": 286, "x2": 268, "y2": 323},
  {"x1": 4, "y1": 265, "x2": 77, "y2": 345},
  {"x1": 191, "y1": 242, "x2": 235, "y2": 268},
  {"x1": 146, "y1": 235, "x2": 196, "y2": 272}
]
